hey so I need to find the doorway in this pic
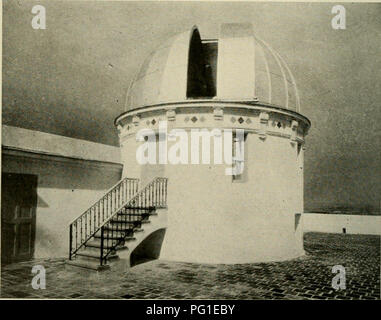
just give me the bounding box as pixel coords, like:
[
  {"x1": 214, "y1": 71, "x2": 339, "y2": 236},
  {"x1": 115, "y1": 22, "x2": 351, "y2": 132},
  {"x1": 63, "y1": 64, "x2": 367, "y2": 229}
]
[{"x1": 1, "y1": 173, "x2": 38, "y2": 265}]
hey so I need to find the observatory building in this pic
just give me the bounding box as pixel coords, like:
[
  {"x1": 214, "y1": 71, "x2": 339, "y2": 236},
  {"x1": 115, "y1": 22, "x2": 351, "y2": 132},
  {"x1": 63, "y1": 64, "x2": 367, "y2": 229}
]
[
  {"x1": 64, "y1": 22, "x2": 311, "y2": 270},
  {"x1": 113, "y1": 23, "x2": 311, "y2": 264}
]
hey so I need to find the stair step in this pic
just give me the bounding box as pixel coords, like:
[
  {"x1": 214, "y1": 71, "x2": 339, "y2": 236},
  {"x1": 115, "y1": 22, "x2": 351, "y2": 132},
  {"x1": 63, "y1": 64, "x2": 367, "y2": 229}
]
[
  {"x1": 103, "y1": 225, "x2": 143, "y2": 232},
  {"x1": 125, "y1": 206, "x2": 156, "y2": 210},
  {"x1": 66, "y1": 259, "x2": 110, "y2": 271},
  {"x1": 76, "y1": 250, "x2": 119, "y2": 260},
  {"x1": 80, "y1": 246, "x2": 112, "y2": 255},
  {"x1": 109, "y1": 220, "x2": 141, "y2": 225},
  {"x1": 117, "y1": 212, "x2": 157, "y2": 217},
  {"x1": 110, "y1": 219, "x2": 151, "y2": 224},
  {"x1": 94, "y1": 234, "x2": 136, "y2": 241},
  {"x1": 85, "y1": 240, "x2": 128, "y2": 251},
  {"x1": 121, "y1": 208, "x2": 152, "y2": 212},
  {"x1": 94, "y1": 230, "x2": 131, "y2": 238}
]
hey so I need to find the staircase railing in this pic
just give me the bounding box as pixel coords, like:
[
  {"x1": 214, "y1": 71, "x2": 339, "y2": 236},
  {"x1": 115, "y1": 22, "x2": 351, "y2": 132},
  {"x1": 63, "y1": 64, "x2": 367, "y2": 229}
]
[
  {"x1": 69, "y1": 177, "x2": 139, "y2": 260},
  {"x1": 99, "y1": 177, "x2": 168, "y2": 265}
]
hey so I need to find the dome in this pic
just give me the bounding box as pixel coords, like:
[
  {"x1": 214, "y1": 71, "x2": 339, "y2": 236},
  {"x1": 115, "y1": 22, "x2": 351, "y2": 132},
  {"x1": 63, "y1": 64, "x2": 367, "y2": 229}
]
[{"x1": 125, "y1": 23, "x2": 301, "y2": 113}]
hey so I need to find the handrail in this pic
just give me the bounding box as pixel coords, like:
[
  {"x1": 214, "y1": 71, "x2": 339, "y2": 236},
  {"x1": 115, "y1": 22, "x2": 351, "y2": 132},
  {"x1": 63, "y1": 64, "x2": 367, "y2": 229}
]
[
  {"x1": 99, "y1": 177, "x2": 168, "y2": 265},
  {"x1": 98, "y1": 177, "x2": 167, "y2": 230},
  {"x1": 69, "y1": 177, "x2": 139, "y2": 260},
  {"x1": 69, "y1": 177, "x2": 139, "y2": 225}
]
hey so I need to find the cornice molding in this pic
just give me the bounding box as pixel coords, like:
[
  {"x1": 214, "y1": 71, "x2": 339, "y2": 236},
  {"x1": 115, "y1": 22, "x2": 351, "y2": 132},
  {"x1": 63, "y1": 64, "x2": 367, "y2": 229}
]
[{"x1": 2, "y1": 146, "x2": 123, "y2": 171}]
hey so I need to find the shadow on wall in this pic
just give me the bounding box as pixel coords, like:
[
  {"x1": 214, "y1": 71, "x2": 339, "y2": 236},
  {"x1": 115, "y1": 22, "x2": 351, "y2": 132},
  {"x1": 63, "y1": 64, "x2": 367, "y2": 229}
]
[
  {"x1": 2, "y1": 154, "x2": 122, "y2": 191},
  {"x1": 130, "y1": 228, "x2": 166, "y2": 267}
]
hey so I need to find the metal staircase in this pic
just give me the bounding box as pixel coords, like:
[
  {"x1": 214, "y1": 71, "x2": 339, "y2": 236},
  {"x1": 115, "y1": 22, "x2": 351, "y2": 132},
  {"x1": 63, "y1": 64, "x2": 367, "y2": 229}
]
[{"x1": 67, "y1": 177, "x2": 168, "y2": 271}]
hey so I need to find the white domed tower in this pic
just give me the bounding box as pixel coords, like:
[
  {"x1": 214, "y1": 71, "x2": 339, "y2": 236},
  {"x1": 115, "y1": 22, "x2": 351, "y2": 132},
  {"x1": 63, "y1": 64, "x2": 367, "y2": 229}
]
[{"x1": 115, "y1": 23, "x2": 311, "y2": 264}]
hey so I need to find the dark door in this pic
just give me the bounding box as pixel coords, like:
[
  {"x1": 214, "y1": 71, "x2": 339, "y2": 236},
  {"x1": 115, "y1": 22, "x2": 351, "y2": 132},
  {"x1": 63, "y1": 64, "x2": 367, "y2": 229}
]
[{"x1": 1, "y1": 173, "x2": 38, "y2": 265}]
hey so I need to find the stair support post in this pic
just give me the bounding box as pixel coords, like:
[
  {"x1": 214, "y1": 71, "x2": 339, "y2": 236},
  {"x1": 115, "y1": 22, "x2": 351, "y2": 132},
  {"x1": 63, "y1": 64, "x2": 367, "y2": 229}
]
[
  {"x1": 100, "y1": 226, "x2": 104, "y2": 266},
  {"x1": 69, "y1": 224, "x2": 73, "y2": 260}
]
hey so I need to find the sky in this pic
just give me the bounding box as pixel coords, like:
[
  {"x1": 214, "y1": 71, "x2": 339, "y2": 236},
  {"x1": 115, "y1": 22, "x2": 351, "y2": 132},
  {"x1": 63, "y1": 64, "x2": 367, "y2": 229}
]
[{"x1": 2, "y1": 1, "x2": 381, "y2": 211}]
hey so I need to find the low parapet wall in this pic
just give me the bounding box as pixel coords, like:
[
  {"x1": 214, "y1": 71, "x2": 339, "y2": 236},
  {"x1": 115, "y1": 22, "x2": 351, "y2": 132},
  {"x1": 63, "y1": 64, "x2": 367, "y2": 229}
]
[{"x1": 303, "y1": 213, "x2": 381, "y2": 236}]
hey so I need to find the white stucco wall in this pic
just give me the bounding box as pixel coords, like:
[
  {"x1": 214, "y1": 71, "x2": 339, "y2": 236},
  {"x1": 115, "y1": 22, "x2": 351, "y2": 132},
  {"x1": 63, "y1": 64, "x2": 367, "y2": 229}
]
[
  {"x1": 2, "y1": 155, "x2": 122, "y2": 258},
  {"x1": 303, "y1": 213, "x2": 381, "y2": 235},
  {"x1": 2, "y1": 126, "x2": 123, "y2": 259},
  {"x1": 2, "y1": 154, "x2": 122, "y2": 258},
  {"x1": 160, "y1": 132, "x2": 304, "y2": 263},
  {"x1": 119, "y1": 110, "x2": 307, "y2": 263}
]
